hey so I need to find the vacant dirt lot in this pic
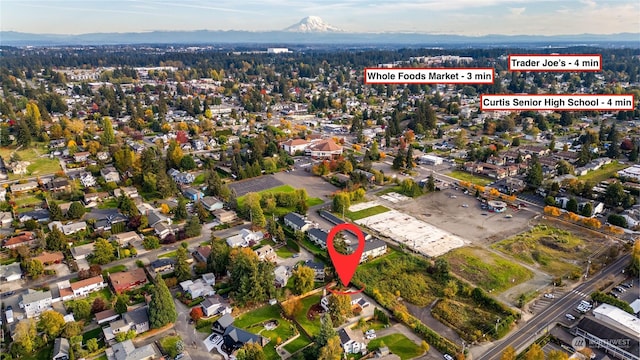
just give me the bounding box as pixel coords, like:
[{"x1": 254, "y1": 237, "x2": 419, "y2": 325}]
[
  {"x1": 272, "y1": 167, "x2": 339, "y2": 200},
  {"x1": 385, "y1": 188, "x2": 535, "y2": 244}
]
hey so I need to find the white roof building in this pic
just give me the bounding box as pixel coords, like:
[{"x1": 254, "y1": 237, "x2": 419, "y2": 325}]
[{"x1": 593, "y1": 303, "x2": 640, "y2": 338}]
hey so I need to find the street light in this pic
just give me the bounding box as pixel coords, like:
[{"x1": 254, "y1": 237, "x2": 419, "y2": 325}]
[{"x1": 495, "y1": 317, "x2": 501, "y2": 335}]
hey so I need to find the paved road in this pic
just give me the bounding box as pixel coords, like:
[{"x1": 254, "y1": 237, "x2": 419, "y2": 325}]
[
  {"x1": 475, "y1": 253, "x2": 631, "y2": 360},
  {"x1": 173, "y1": 298, "x2": 223, "y2": 360}
]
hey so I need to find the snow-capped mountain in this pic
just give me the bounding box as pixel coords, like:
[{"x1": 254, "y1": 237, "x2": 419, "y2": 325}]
[{"x1": 284, "y1": 16, "x2": 342, "y2": 33}]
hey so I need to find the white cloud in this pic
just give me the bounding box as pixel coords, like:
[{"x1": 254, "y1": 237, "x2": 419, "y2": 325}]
[{"x1": 509, "y1": 7, "x2": 526, "y2": 16}]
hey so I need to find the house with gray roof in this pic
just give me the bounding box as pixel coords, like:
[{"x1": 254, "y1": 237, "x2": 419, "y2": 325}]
[
  {"x1": 283, "y1": 212, "x2": 311, "y2": 232},
  {"x1": 106, "y1": 339, "x2": 157, "y2": 360},
  {"x1": 52, "y1": 337, "x2": 70, "y2": 360},
  {"x1": 20, "y1": 289, "x2": 53, "y2": 318}
]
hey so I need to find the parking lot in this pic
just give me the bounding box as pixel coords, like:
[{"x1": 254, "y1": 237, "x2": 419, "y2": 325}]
[
  {"x1": 272, "y1": 165, "x2": 339, "y2": 200},
  {"x1": 389, "y1": 188, "x2": 535, "y2": 245},
  {"x1": 227, "y1": 175, "x2": 284, "y2": 197}
]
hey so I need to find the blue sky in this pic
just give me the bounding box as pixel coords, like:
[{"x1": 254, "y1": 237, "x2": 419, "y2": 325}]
[{"x1": 1, "y1": 0, "x2": 638, "y2": 35}]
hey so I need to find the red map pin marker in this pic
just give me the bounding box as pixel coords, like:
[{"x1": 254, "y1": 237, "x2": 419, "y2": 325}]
[{"x1": 326, "y1": 223, "x2": 365, "y2": 287}]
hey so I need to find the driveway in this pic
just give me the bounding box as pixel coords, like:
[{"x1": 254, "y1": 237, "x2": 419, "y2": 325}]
[
  {"x1": 276, "y1": 246, "x2": 314, "y2": 268},
  {"x1": 173, "y1": 298, "x2": 223, "y2": 360}
]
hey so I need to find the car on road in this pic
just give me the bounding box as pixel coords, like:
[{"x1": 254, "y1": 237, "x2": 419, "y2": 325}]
[
  {"x1": 565, "y1": 314, "x2": 575, "y2": 320},
  {"x1": 461, "y1": 204, "x2": 469, "y2": 208},
  {"x1": 292, "y1": 253, "x2": 299, "y2": 258},
  {"x1": 1, "y1": 291, "x2": 14, "y2": 298},
  {"x1": 481, "y1": 213, "x2": 488, "y2": 216},
  {"x1": 505, "y1": 214, "x2": 513, "y2": 218},
  {"x1": 444, "y1": 354, "x2": 455, "y2": 360},
  {"x1": 543, "y1": 293, "x2": 554, "y2": 299}
]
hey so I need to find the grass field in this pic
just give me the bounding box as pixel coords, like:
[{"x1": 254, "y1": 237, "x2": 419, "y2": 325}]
[
  {"x1": 158, "y1": 251, "x2": 177, "y2": 258},
  {"x1": 444, "y1": 247, "x2": 534, "y2": 293},
  {"x1": 21, "y1": 344, "x2": 52, "y2": 360},
  {"x1": 0, "y1": 144, "x2": 61, "y2": 180},
  {"x1": 275, "y1": 246, "x2": 295, "y2": 258},
  {"x1": 446, "y1": 170, "x2": 493, "y2": 186},
  {"x1": 97, "y1": 198, "x2": 119, "y2": 209},
  {"x1": 235, "y1": 304, "x2": 308, "y2": 360},
  {"x1": 491, "y1": 225, "x2": 585, "y2": 277},
  {"x1": 346, "y1": 205, "x2": 390, "y2": 221},
  {"x1": 293, "y1": 293, "x2": 323, "y2": 336},
  {"x1": 283, "y1": 332, "x2": 312, "y2": 354},
  {"x1": 15, "y1": 194, "x2": 44, "y2": 207},
  {"x1": 577, "y1": 161, "x2": 627, "y2": 183},
  {"x1": 367, "y1": 333, "x2": 424, "y2": 360}
]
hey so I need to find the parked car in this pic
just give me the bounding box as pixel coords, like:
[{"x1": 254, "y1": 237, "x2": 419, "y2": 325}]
[
  {"x1": 365, "y1": 329, "x2": 376, "y2": 336},
  {"x1": 565, "y1": 314, "x2": 575, "y2": 320},
  {"x1": 444, "y1": 354, "x2": 455, "y2": 360},
  {"x1": 544, "y1": 293, "x2": 554, "y2": 299}
]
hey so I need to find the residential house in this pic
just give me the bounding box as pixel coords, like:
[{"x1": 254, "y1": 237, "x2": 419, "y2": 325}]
[
  {"x1": 59, "y1": 275, "x2": 106, "y2": 300},
  {"x1": 360, "y1": 239, "x2": 388, "y2": 263},
  {"x1": 113, "y1": 186, "x2": 139, "y2": 199},
  {"x1": 110, "y1": 231, "x2": 142, "y2": 247},
  {"x1": 70, "y1": 243, "x2": 94, "y2": 261},
  {"x1": 338, "y1": 327, "x2": 366, "y2": 354},
  {"x1": 148, "y1": 258, "x2": 175, "y2": 274},
  {"x1": 106, "y1": 340, "x2": 157, "y2": 360},
  {"x1": 147, "y1": 210, "x2": 171, "y2": 227},
  {"x1": 48, "y1": 221, "x2": 87, "y2": 236},
  {"x1": 202, "y1": 273, "x2": 216, "y2": 286},
  {"x1": 0, "y1": 262, "x2": 22, "y2": 282},
  {"x1": 305, "y1": 261, "x2": 325, "y2": 281},
  {"x1": 283, "y1": 212, "x2": 312, "y2": 232},
  {"x1": 353, "y1": 169, "x2": 376, "y2": 183},
  {"x1": 109, "y1": 268, "x2": 148, "y2": 294},
  {"x1": 193, "y1": 245, "x2": 211, "y2": 263},
  {"x1": 153, "y1": 222, "x2": 173, "y2": 240},
  {"x1": 254, "y1": 245, "x2": 277, "y2": 262},
  {"x1": 306, "y1": 139, "x2": 343, "y2": 159},
  {"x1": 33, "y1": 251, "x2": 64, "y2": 266},
  {"x1": 101, "y1": 166, "x2": 121, "y2": 183},
  {"x1": 18, "y1": 208, "x2": 51, "y2": 223},
  {"x1": 97, "y1": 151, "x2": 111, "y2": 161},
  {"x1": 226, "y1": 228, "x2": 264, "y2": 248},
  {"x1": 321, "y1": 293, "x2": 370, "y2": 312},
  {"x1": 83, "y1": 192, "x2": 108, "y2": 207},
  {"x1": 200, "y1": 196, "x2": 224, "y2": 212},
  {"x1": 183, "y1": 187, "x2": 204, "y2": 202},
  {"x1": 221, "y1": 326, "x2": 269, "y2": 354},
  {"x1": 167, "y1": 168, "x2": 195, "y2": 184},
  {"x1": 95, "y1": 309, "x2": 119, "y2": 325},
  {"x1": 201, "y1": 295, "x2": 232, "y2": 317},
  {"x1": 213, "y1": 209, "x2": 237, "y2": 223},
  {"x1": 212, "y1": 314, "x2": 235, "y2": 334},
  {"x1": 104, "y1": 306, "x2": 150, "y2": 341},
  {"x1": 10, "y1": 181, "x2": 39, "y2": 193},
  {"x1": 18, "y1": 209, "x2": 50, "y2": 223},
  {"x1": 308, "y1": 228, "x2": 329, "y2": 249},
  {"x1": 281, "y1": 138, "x2": 310, "y2": 155},
  {"x1": 20, "y1": 289, "x2": 53, "y2": 318},
  {"x1": 52, "y1": 338, "x2": 70, "y2": 360},
  {"x1": 73, "y1": 152, "x2": 90, "y2": 163},
  {"x1": 3, "y1": 232, "x2": 37, "y2": 249},
  {"x1": 44, "y1": 178, "x2": 71, "y2": 192},
  {"x1": 180, "y1": 279, "x2": 215, "y2": 298},
  {"x1": 0, "y1": 211, "x2": 10, "y2": 228},
  {"x1": 274, "y1": 265, "x2": 290, "y2": 288}
]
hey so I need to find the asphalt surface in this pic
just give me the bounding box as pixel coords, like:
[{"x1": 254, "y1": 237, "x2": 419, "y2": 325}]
[{"x1": 475, "y1": 253, "x2": 631, "y2": 359}]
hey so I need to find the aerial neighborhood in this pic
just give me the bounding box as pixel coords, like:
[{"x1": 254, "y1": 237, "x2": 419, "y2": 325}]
[{"x1": 0, "y1": 43, "x2": 638, "y2": 360}]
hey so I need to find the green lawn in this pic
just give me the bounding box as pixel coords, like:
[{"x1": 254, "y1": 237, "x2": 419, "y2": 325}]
[
  {"x1": 158, "y1": 250, "x2": 177, "y2": 258},
  {"x1": 235, "y1": 304, "x2": 299, "y2": 360},
  {"x1": 83, "y1": 327, "x2": 104, "y2": 343},
  {"x1": 0, "y1": 144, "x2": 61, "y2": 180},
  {"x1": 102, "y1": 265, "x2": 126, "y2": 276},
  {"x1": 193, "y1": 173, "x2": 206, "y2": 185},
  {"x1": 14, "y1": 194, "x2": 44, "y2": 207},
  {"x1": 346, "y1": 205, "x2": 390, "y2": 221},
  {"x1": 275, "y1": 246, "x2": 295, "y2": 259},
  {"x1": 293, "y1": 293, "x2": 323, "y2": 336},
  {"x1": 236, "y1": 184, "x2": 323, "y2": 215},
  {"x1": 97, "y1": 198, "x2": 119, "y2": 209},
  {"x1": 283, "y1": 332, "x2": 312, "y2": 354},
  {"x1": 578, "y1": 161, "x2": 627, "y2": 183},
  {"x1": 26, "y1": 157, "x2": 62, "y2": 177},
  {"x1": 367, "y1": 334, "x2": 424, "y2": 360},
  {"x1": 447, "y1": 170, "x2": 493, "y2": 186},
  {"x1": 444, "y1": 247, "x2": 534, "y2": 293}
]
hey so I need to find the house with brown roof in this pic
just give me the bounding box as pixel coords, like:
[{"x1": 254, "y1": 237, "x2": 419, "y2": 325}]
[
  {"x1": 109, "y1": 268, "x2": 148, "y2": 294},
  {"x1": 306, "y1": 139, "x2": 343, "y2": 159},
  {"x1": 254, "y1": 245, "x2": 276, "y2": 262},
  {"x1": 193, "y1": 245, "x2": 211, "y2": 263},
  {"x1": 2, "y1": 232, "x2": 37, "y2": 249},
  {"x1": 33, "y1": 251, "x2": 64, "y2": 266}
]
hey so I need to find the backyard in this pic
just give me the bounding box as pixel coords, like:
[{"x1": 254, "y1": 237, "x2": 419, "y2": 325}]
[
  {"x1": 237, "y1": 184, "x2": 323, "y2": 217},
  {"x1": 292, "y1": 293, "x2": 323, "y2": 337},
  {"x1": 443, "y1": 247, "x2": 534, "y2": 293},
  {"x1": 367, "y1": 333, "x2": 424, "y2": 360},
  {"x1": 234, "y1": 303, "x2": 311, "y2": 360},
  {"x1": 577, "y1": 161, "x2": 627, "y2": 183}
]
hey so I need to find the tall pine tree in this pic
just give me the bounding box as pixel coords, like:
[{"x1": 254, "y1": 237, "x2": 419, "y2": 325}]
[{"x1": 149, "y1": 275, "x2": 177, "y2": 328}]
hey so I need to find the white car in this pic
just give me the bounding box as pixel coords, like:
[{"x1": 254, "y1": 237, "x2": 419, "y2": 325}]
[
  {"x1": 444, "y1": 354, "x2": 455, "y2": 360},
  {"x1": 365, "y1": 334, "x2": 377, "y2": 340},
  {"x1": 365, "y1": 329, "x2": 375, "y2": 336},
  {"x1": 544, "y1": 293, "x2": 554, "y2": 299},
  {"x1": 461, "y1": 204, "x2": 469, "y2": 208},
  {"x1": 565, "y1": 314, "x2": 576, "y2": 320}
]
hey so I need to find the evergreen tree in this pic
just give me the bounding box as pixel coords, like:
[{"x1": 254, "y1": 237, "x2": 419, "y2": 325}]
[
  {"x1": 114, "y1": 294, "x2": 129, "y2": 314},
  {"x1": 581, "y1": 202, "x2": 593, "y2": 217},
  {"x1": 184, "y1": 216, "x2": 202, "y2": 238},
  {"x1": 149, "y1": 275, "x2": 177, "y2": 328},
  {"x1": 316, "y1": 314, "x2": 337, "y2": 348},
  {"x1": 525, "y1": 156, "x2": 543, "y2": 188},
  {"x1": 405, "y1": 146, "x2": 414, "y2": 169},
  {"x1": 66, "y1": 201, "x2": 86, "y2": 220},
  {"x1": 48, "y1": 201, "x2": 64, "y2": 221},
  {"x1": 426, "y1": 174, "x2": 436, "y2": 192},
  {"x1": 46, "y1": 226, "x2": 67, "y2": 251},
  {"x1": 173, "y1": 198, "x2": 188, "y2": 221},
  {"x1": 207, "y1": 237, "x2": 231, "y2": 275},
  {"x1": 174, "y1": 246, "x2": 191, "y2": 282},
  {"x1": 101, "y1": 117, "x2": 116, "y2": 146},
  {"x1": 566, "y1": 198, "x2": 578, "y2": 213}
]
